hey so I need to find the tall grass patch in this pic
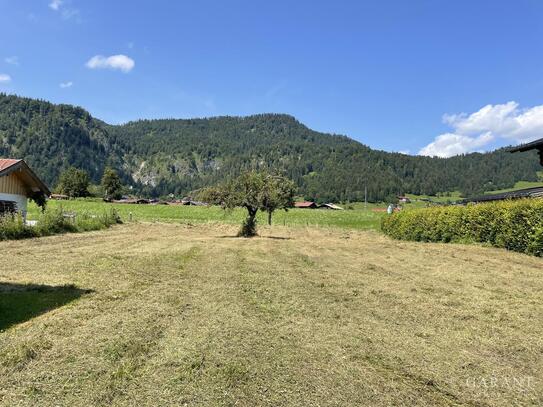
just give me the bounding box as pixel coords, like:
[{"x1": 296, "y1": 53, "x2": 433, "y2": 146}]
[
  {"x1": 382, "y1": 198, "x2": 543, "y2": 256},
  {"x1": 0, "y1": 207, "x2": 122, "y2": 241}
]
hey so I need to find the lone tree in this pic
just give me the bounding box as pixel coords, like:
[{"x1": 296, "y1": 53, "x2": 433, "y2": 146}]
[
  {"x1": 101, "y1": 167, "x2": 123, "y2": 200},
  {"x1": 56, "y1": 167, "x2": 90, "y2": 198},
  {"x1": 201, "y1": 171, "x2": 295, "y2": 237}
]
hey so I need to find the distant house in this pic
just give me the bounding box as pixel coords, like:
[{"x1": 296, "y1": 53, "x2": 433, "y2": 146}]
[
  {"x1": 294, "y1": 201, "x2": 317, "y2": 209},
  {"x1": 0, "y1": 159, "x2": 50, "y2": 217},
  {"x1": 112, "y1": 198, "x2": 150, "y2": 204},
  {"x1": 397, "y1": 196, "x2": 411, "y2": 203},
  {"x1": 318, "y1": 203, "x2": 344, "y2": 210},
  {"x1": 510, "y1": 137, "x2": 543, "y2": 165}
]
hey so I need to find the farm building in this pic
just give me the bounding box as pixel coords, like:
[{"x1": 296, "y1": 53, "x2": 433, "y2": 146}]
[
  {"x1": 318, "y1": 203, "x2": 344, "y2": 210},
  {"x1": 397, "y1": 196, "x2": 411, "y2": 203},
  {"x1": 294, "y1": 201, "x2": 317, "y2": 209},
  {"x1": 510, "y1": 137, "x2": 543, "y2": 165},
  {"x1": 0, "y1": 159, "x2": 50, "y2": 217}
]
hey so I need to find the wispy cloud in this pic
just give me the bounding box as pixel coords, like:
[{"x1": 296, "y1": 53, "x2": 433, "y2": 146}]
[
  {"x1": 5, "y1": 56, "x2": 19, "y2": 66},
  {"x1": 49, "y1": 0, "x2": 80, "y2": 21},
  {"x1": 419, "y1": 102, "x2": 543, "y2": 157},
  {"x1": 49, "y1": 0, "x2": 62, "y2": 11},
  {"x1": 86, "y1": 54, "x2": 135, "y2": 73},
  {"x1": 60, "y1": 81, "x2": 73, "y2": 88},
  {"x1": 0, "y1": 74, "x2": 12, "y2": 83}
]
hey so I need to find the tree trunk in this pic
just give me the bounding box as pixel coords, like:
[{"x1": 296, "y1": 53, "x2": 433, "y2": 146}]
[
  {"x1": 267, "y1": 210, "x2": 273, "y2": 226},
  {"x1": 239, "y1": 207, "x2": 258, "y2": 237}
]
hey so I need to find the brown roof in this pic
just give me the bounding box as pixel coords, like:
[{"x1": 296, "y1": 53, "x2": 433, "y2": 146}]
[
  {"x1": 0, "y1": 159, "x2": 22, "y2": 172},
  {"x1": 294, "y1": 201, "x2": 317, "y2": 208},
  {"x1": 0, "y1": 158, "x2": 51, "y2": 196}
]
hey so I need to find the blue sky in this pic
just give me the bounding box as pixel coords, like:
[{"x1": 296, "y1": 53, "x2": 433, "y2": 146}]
[{"x1": 1, "y1": 0, "x2": 543, "y2": 157}]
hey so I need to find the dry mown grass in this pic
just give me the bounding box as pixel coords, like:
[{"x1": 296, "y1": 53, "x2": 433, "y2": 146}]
[{"x1": 0, "y1": 223, "x2": 541, "y2": 406}]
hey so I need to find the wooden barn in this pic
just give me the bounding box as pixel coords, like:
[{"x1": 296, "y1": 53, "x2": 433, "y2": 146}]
[{"x1": 0, "y1": 159, "x2": 50, "y2": 217}]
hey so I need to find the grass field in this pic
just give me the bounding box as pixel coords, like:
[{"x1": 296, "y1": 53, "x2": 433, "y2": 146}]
[
  {"x1": 27, "y1": 199, "x2": 385, "y2": 231},
  {"x1": 1, "y1": 223, "x2": 541, "y2": 406}
]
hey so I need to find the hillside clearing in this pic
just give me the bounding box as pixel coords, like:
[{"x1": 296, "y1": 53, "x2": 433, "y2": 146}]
[{"x1": 0, "y1": 223, "x2": 541, "y2": 406}]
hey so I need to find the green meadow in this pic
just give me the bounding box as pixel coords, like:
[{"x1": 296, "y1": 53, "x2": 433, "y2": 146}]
[{"x1": 27, "y1": 199, "x2": 385, "y2": 231}]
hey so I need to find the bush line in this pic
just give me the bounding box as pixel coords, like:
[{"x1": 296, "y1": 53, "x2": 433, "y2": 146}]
[
  {"x1": 381, "y1": 199, "x2": 543, "y2": 257},
  {"x1": 0, "y1": 208, "x2": 122, "y2": 241}
]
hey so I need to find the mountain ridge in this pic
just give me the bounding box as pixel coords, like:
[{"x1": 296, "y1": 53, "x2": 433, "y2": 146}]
[{"x1": 0, "y1": 93, "x2": 539, "y2": 201}]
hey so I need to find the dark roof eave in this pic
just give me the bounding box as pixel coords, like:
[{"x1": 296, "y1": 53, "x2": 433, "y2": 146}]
[{"x1": 509, "y1": 138, "x2": 543, "y2": 153}]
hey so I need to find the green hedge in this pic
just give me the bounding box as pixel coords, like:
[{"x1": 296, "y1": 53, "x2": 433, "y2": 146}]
[
  {"x1": 0, "y1": 208, "x2": 122, "y2": 241},
  {"x1": 381, "y1": 199, "x2": 543, "y2": 256}
]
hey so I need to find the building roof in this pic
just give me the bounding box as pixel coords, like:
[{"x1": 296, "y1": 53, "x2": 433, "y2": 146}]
[
  {"x1": 462, "y1": 186, "x2": 543, "y2": 204},
  {"x1": 0, "y1": 158, "x2": 51, "y2": 196},
  {"x1": 0, "y1": 159, "x2": 22, "y2": 172},
  {"x1": 294, "y1": 201, "x2": 317, "y2": 208},
  {"x1": 509, "y1": 138, "x2": 543, "y2": 153},
  {"x1": 319, "y1": 203, "x2": 344, "y2": 210}
]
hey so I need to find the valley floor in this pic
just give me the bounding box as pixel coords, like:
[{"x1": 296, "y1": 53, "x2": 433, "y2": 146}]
[{"x1": 0, "y1": 223, "x2": 541, "y2": 406}]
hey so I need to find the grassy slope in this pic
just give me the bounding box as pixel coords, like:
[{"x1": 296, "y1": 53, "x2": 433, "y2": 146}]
[
  {"x1": 1, "y1": 223, "x2": 541, "y2": 406},
  {"x1": 27, "y1": 199, "x2": 385, "y2": 231}
]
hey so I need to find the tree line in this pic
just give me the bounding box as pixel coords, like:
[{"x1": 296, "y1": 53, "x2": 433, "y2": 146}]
[{"x1": 1, "y1": 93, "x2": 540, "y2": 202}]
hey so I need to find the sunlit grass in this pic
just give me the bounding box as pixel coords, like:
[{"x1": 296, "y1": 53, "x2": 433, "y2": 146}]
[{"x1": 27, "y1": 199, "x2": 385, "y2": 230}]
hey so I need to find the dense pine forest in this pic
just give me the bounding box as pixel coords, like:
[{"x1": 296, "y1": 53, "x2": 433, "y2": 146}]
[{"x1": 0, "y1": 93, "x2": 540, "y2": 202}]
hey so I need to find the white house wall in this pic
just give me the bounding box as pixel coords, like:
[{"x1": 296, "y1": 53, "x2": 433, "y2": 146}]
[{"x1": 0, "y1": 192, "x2": 27, "y2": 213}]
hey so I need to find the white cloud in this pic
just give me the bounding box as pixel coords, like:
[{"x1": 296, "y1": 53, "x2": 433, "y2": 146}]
[
  {"x1": 49, "y1": 0, "x2": 80, "y2": 21},
  {"x1": 86, "y1": 54, "x2": 135, "y2": 73},
  {"x1": 49, "y1": 0, "x2": 62, "y2": 10},
  {"x1": 419, "y1": 102, "x2": 543, "y2": 157},
  {"x1": 419, "y1": 132, "x2": 494, "y2": 157},
  {"x1": 0, "y1": 74, "x2": 11, "y2": 83},
  {"x1": 5, "y1": 56, "x2": 19, "y2": 66},
  {"x1": 60, "y1": 81, "x2": 73, "y2": 88}
]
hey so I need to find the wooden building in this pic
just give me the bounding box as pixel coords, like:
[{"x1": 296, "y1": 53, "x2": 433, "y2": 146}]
[
  {"x1": 0, "y1": 159, "x2": 50, "y2": 217},
  {"x1": 294, "y1": 201, "x2": 318, "y2": 209},
  {"x1": 318, "y1": 203, "x2": 344, "y2": 210}
]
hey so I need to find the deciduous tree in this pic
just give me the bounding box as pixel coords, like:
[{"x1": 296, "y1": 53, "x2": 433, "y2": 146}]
[
  {"x1": 56, "y1": 167, "x2": 90, "y2": 198},
  {"x1": 201, "y1": 171, "x2": 295, "y2": 237}
]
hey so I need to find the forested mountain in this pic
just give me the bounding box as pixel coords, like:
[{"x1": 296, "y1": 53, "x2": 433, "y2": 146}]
[{"x1": 0, "y1": 93, "x2": 540, "y2": 202}]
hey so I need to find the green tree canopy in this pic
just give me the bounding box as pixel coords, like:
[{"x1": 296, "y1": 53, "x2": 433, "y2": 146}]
[
  {"x1": 101, "y1": 167, "x2": 123, "y2": 200},
  {"x1": 56, "y1": 167, "x2": 90, "y2": 198},
  {"x1": 201, "y1": 171, "x2": 295, "y2": 237}
]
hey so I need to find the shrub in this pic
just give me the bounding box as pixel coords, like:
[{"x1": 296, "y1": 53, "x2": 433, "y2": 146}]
[
  {"x1": 381, "y1": 199, "x2": 543, "y2": 256},
  {"x1": 0, "y1": 208, "x2": 122, "y2": 241}
]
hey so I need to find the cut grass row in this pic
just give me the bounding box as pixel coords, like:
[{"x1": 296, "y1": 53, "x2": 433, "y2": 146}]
[{"x1": 1, "y1": 223, "x2": 541, "y2": 406}]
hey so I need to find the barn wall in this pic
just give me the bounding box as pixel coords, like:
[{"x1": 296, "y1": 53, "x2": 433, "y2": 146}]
[
  {"x1": 0, "y1": 173, "x2": 27, "y2": 196},
  {"x1": 0, "y1": 173, "x2": 28, "y2": 214}
]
